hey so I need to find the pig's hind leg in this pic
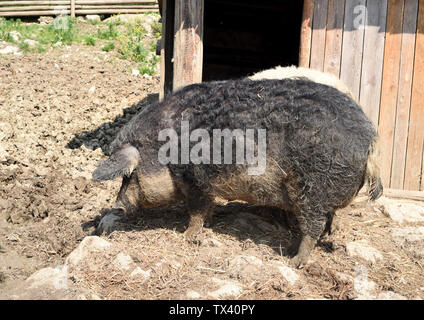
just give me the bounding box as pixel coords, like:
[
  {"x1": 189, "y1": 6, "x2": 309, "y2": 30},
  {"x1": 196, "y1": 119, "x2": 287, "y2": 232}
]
[
  {"x1": 183, "y1": 188, "x2": 215, "y2": 242},
  {"x1": 290, "y1": 209, "x2": 328, "y2": 268}
]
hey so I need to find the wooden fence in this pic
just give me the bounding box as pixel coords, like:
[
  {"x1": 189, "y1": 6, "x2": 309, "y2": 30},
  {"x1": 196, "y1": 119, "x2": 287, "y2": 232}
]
[
  {"x1": 0, "y1": 0, "x2": 159, "y2": 17},
  {"x1": 300, "y1": 0, "x2": 424, "y2": 192}
]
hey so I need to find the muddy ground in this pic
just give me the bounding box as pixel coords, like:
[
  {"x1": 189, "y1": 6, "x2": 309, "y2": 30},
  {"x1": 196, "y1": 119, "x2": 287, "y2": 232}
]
[{"x1": 1, "y1": 37, "x2": 424, "y2": 300}]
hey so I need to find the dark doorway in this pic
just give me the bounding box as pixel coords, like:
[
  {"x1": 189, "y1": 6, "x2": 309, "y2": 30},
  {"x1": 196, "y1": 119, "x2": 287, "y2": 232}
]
[{"x1": 202, "y1": 0, "x2": 304, "y2": 81}]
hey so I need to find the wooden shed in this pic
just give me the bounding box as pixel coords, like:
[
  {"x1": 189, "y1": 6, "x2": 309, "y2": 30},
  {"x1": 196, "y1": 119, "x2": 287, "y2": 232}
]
[{"x1": 159, "y1": 0, "x2": 424, "y2": 195}]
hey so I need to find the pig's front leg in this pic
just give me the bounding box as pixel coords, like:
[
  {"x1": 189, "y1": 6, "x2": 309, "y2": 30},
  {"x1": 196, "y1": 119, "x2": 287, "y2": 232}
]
[{"x1": 183, "y1": 189, "x2": 214, "y2": 242}]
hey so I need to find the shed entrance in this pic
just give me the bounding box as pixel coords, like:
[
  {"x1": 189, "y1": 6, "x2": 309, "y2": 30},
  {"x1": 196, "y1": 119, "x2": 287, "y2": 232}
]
[{"x1": 202, "y1": 0, "x2": 305, "y2": 81}]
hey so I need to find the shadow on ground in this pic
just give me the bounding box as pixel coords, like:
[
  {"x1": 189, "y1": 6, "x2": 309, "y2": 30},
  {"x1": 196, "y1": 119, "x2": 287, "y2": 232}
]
[
  {"x1": 82, "y1": 201, "x2": 336, "y2": 258},
  {"x1": 65, "y1": 93, "x2": 159, "y2": 155}
]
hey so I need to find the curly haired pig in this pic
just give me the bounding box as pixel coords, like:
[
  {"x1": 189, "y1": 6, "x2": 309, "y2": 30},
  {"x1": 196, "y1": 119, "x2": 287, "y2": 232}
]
[{"x1": 92, "y1": 78, "x2": 383, "y2": 268}]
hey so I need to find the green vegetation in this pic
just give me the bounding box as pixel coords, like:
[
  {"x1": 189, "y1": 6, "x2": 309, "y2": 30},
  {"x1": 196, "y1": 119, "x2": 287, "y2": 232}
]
[
  {"x1": 0, "y1": 14, "x2": 162, "y2": 75},
  {"x1": 102, "y1": 41, "x2": 115, "y2": 52}
]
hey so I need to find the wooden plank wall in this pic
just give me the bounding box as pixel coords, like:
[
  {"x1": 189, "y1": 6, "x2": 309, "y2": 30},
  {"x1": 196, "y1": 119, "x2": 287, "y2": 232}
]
[{"x1": 303, "y1": 0, "x2": 424, "y2": 191}]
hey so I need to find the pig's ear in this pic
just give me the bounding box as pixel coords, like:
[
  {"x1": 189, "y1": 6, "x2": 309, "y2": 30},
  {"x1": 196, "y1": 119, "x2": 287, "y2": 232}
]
[{"x1": 92, "y1": 144, "x2": 140, "y2": 181}]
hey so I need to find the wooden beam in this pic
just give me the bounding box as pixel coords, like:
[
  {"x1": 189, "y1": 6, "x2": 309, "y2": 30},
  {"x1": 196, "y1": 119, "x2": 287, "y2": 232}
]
[
  {"x1": 299, "y1": 0, "x2": 315, "y2": 68},
  {"x1": 173, "y1": 0, "x2": 204, "y2": 91},
  {"x1": 71, "y1": 0, "x2": 76, "y2": 17},
  {"x1": 391, "y1": 0, "x2": 419, "y2": 189},
  {"x1": 378, "y1": 0, "x2": 405, "y2": 188},
  {"x1": 310, "y1": 0, "x2": 328, "y2": 71},
  {"x1": 359, "y1": 0, "x2": 388, "y2": 126},
  {"x1": 404, "y1": 0, "x2": 424, "y2": 190},
  {"x1": 384, "y1": 188, "x2": 424, "y2": 202},
  {"x1": 159, "y1": 0, "x2": 174, "y2": 100},
  {"x1": 323, "y1": 0, "x2": 345, "y2": 77}
]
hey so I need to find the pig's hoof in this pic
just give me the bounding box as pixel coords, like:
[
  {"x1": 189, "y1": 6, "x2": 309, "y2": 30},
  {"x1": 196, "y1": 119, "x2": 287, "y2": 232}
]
[
  {"x1": 183, "y1": 226, "x2": 202, "y2": 244},
  {"x1": 95, "y1": 212, "x2": 121, "y2": 235},
  {"x1": 290, "y1": 254, "x2": 308, "y2": 269}
]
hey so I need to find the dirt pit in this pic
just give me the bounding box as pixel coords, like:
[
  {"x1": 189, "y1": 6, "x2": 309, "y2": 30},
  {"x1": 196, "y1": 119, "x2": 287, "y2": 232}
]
[{"x1": 1, "y1": 42, "x2": 424, "y2": 300}]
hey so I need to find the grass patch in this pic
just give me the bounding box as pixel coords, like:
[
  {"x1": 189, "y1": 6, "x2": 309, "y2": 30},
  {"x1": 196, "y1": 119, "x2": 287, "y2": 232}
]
[
  {"x1": 102, "y1": 42, "x2": 115, "y2": 52},
  {"x1": 0, "y1": 14, "x2": 162, "y2": 75},
  {"x1": 84, "y1": 36, "x2": 96, "y2": 46}
]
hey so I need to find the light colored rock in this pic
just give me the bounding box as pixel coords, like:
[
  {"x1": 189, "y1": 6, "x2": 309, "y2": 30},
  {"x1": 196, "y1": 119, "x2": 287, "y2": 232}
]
[
  {"x1": 96, "y1": 212, "x2": 120, "y2": 234},
  {"x1": 26, "y1": 266, "x2": 68, "y2": 290},
  {"x1": 377, "y1": 291, "x2": 407, "y2": 300},
  {"x1": 228, "y1": 255, "x2": 263, "y2": 280},
  {"x1": 131, "y1": 69, "x2": 140, "y2": 76},
  {"x1": 352, "y1": 265, "x2": 377, "y2": 299},
  {"x1": 0, "y1": 45, "x2": 20, "y2": 55},
  {"x1": 38, "y1": 16, "x2": 54, "y2": 25},
  {"x1": 202, "y1": 238, "x2": 224, "y2": 247},
  {"x1": 391, "y1": 227, "x2": 424, "y2": 242},
  {"x1": 273, "y1": 262, "x2": 300, "y2": 286},
  {"x1": 53, "y1": 41, "x2": 62, "y2": 47},
  {"x1": 346, "y1": 241, "x2": 383, "y2": 263},
  {"x1": 65, "y1": 236, "x2": 112, "y2": 267},
  {"x1": 85, "y1": 15, "x2": 101, "y2": 22},
  {"x1": 112, "y1": 252, "x2": 134, "y2": 271},
  {"x1": 23, "y1": 39, "x2": 38, "y2": 47},
  {"x1": 208, "y1": 278, "x2": 243, "y2": 299},
  {"x1": 9, "y1": 31, "x2": 21, "y2": 42},
  {"x1": 382, "y1": 199, "x2": 424, "y2": 224},
  {"x1": 88, "y1": 85, "x2": 96, "y2": 95},
  {"x1": 130, "y1": 267, "x2": 151, "y2": 279},
  {"x1": 186, "y1": 290, "x2": 201, "y2": 299}
]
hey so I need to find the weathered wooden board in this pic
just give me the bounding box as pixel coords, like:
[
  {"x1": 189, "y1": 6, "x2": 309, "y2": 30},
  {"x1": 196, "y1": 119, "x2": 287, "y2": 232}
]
[
  {"x1": 391, "y1": 0, "x2": 419, "y2": 190},
  {"x1": 299, "y1": 0, "x2": 315, "y2": 68},
  {"x1": 359, "y1": 0, "x2": 388, "y2": 126},
  {"x1": 310, "y1": 0, "x2": 328, "y2": 71},
  {"x1": 173, "y1": 0, "x2": 204, "y2": 91},
  {"x1": 159, "y1": 0, "x2": 174, "y2": 100},
  {"x1": 384, "y1": 188, "x2": 424, "y2": 202},
  {"x1": 324, "y1": 0, "x2": 345, "y2": 77},
  {"x1": 405, "y1": 0, "x2": 424, "y2": 190},
  {"x1": 378, "y1": 0, "x2": 405, "y2": 188},
  {"x1": 340, "y1": 0, "x2": 366, "y2": 99}
]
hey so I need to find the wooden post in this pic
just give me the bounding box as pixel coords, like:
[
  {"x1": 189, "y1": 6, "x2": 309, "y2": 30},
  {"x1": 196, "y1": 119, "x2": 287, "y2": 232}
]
[
  {"x1": 71, "y1": 0, "x2": 75, "y2": 17},
  {"x1": 299, "y1": 0, "x2": 314, "y2": 67},
  {"x1": 172, "y1": 0, "x2": 204, "y2": 92},
  {"x1": 159, "y1": 0, "x2": 175, "y2": 100}
]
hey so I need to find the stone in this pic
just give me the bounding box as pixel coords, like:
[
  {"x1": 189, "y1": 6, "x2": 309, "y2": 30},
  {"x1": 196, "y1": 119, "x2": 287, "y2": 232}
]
[
  {"x1": 273, "y1": 262, "x2": 300, "y2": 286},
  {"x1": 186, "y1": 290, "x2": 201, "y2": 299},
  {"x1": 65, "y1": 236, "x2": 112, "y2": 267},
  {"x1": 9, "y1": 31, "x2": 21, "y2": 42},
  {"x1": 26, "y1": 266, "x2": 68, "y2": 290},
  {"x1": 0, "y1": 45, "x2": 20, "y2": 55},
  {"x1": 382, "y1": 199, "x2": 424, "y2": 224},
  {"x1": 228, "y1": 255, "x2": 263, "y2": 280},
  {"x1": 38, "y1": 16, "x2": 54, "y2": 25},
  {"x1": 391, "y1": 227, "x2": 424, "y2": 242},
  {"x1": 23, "y1": 39, "x2": 38, "y2": 47},
  {"x1": 208, "y1": 278, "x2": 243, "y2": 299},
  {"x1": 130, "y1": 267, "x2": 151, "y2": 279},
  {"x1": 112, "y1": 252, "x2": 134, "y2": 271},
  {"x1": 85, "y1": 15, "x2": 101, "y2": 22},
  {"x1": 377, "y1": 291, "x2": 407, "y2": 300},
  {"x1": 346, "y1": 241, "x2": 383, "y2": 263}
]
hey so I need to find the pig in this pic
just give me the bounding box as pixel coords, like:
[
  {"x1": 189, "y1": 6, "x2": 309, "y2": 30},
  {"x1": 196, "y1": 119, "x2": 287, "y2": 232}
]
[
  {"x1": 92, "y1": 78, "x2": 383, "y2": 268},
  {"x1": 249, "y1": 65, "x2": 357, "y2": 102}
]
